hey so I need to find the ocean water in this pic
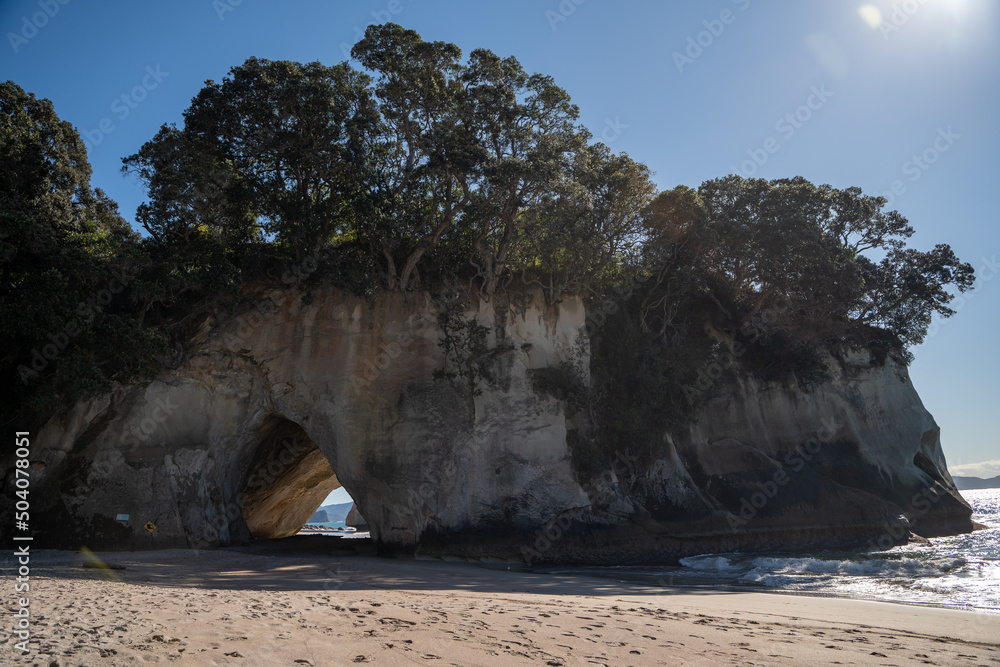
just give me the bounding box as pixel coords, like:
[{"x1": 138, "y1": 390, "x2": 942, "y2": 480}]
[
  {"x1": 298, "y1": 521, "x2": 370, "y2": 538},
  {"x1": 304, "y1": 520, "x2": 348, "y2": 529},
  {"x1": 541, "y1": 488, "x2": 1000, "y2": 613}
]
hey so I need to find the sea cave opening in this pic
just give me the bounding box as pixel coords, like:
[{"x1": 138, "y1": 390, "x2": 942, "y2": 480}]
[{"x1": 239, "y1": 416, "x2": 364, "y2": 542}]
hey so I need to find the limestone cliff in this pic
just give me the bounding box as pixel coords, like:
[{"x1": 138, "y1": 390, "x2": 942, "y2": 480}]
[
  {"x1": 346, "y1": 504, "x2": 369, "y2": 530},
  {"x1": 3, "y1": 286, "x2": 973, "y2": 562}
]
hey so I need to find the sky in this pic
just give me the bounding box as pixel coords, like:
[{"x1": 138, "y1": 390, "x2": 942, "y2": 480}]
[{"x1": 2, "y1": 0, "x2": 998, "y2": 501}]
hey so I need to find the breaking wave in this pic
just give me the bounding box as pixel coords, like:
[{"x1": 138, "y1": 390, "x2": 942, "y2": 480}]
[{"x1": 543, "y1": 488, "x2": 1000, "y2": 612}]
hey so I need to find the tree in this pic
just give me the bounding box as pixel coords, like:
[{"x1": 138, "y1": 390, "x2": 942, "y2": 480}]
[
  {"x1": 352, "y1": 24, "x2": 591, "y2": 295},
  {"x1": 852, "y1": 244, "x2": 974, "y2": 347},
  {"x1": 690, "y1": 176, "x2": 847, "y2": 314},
  {"x1": 459, "y1": 49, "x2": 586, "y2": 297},
  {"x1": 117, "y1": 37, "x2": 973, "y2": 361},
  {"x1": 124, "y1": 57, "x2": 378, "y2": 260},
  {"x1": 352, "y1": 24, "x2": 474, "y2": 291},
  {"x1": 519, "y1": 143, "x2": 656, "y2": 304},
  {"x1": 644, "y1": 175, "x2": 974, "y2": 352},
  {"x1": 642, "y1": 185, "x2": 712, "y2": 251},
  {"x1": 824, "y1": 185, "x2": 913, "y2": 255},
  {"x1": 1, "y1": 81, "x2": 164, "y2": 419},
  {"x1": 123, "y1": 28, "x2": 651, "y2": 299}
]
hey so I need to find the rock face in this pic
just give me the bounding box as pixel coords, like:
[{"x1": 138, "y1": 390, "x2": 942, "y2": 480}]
[
  {"x1": 5, "y1": 286, "x2": 973, "y2": 561},
  {"x1": 316, "y1": 502, "x2": 354, "y2": 523},
  {"x1": 954, "y1": 475, "x2": 1000, "y2": 491},
  {"x1": 346, "y1": 504, "x2": 368, "y2": 530},
  {"x1": 308, "y1": 509, "x2": 330, "y2": 523}
]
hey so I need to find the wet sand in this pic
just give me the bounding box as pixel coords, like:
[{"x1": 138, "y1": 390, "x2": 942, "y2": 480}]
[{"x1": 5, "y1": 537, "x2": 999, "y2": 666}]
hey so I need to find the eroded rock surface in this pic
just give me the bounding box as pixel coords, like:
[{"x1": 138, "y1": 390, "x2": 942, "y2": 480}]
[
  {"x1": 3, "y1": 286, "x2": 972, "y2": 561},
  {"x1": 346, "y1": 504, "x2": 368, "y2": 530}
]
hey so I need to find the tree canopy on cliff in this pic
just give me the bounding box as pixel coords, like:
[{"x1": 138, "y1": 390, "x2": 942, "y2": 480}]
[
  {"x1": 123, "y1": 24, "x2": 652, "y2": 300},
  {"x1": 0, "y1": 81, "x2": 164, "y2": 421},
  {"x1": 1, "y1": 24, "x2": 976, "y2": 426},
  {"x1": 642, "y1": 176, "x2": 974, "y2": 349}
]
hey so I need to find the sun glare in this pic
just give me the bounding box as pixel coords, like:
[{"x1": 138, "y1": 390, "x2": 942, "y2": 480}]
[{"x1": 858, "y1": 4, "x2": 883, "y2": 28}]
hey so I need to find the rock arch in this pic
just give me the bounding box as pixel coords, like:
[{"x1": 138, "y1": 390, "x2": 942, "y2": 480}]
[
  {"x1": 16, "y1": 287, "x2": 972, "y2": 560},
  {"x1": 239, "y1": 416, "x2": 342, "y2": 539}
]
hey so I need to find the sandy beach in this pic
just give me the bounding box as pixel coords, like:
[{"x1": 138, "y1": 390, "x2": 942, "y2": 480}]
[{"x1": 4, "y1": 537, "x2": 999, "y2": 666}]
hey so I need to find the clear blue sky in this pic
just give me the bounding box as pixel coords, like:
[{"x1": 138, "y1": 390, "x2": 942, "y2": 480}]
[{"x1": 3, "y1": 0, "x2": 998, "y2": 488}]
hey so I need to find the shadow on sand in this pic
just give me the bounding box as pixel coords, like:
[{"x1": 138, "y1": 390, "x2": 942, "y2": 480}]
[{"x1": 29, "y1": 534, "x2": 742, "y2": 600}]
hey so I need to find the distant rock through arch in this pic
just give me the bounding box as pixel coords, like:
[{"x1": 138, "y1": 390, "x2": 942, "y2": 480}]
[{"x1": 240, "y1": 416, "x2": 342, "y2": 539}]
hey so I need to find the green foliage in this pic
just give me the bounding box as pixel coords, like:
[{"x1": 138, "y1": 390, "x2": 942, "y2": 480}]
[
  {"x1": 577, "y1": 174, "x2": 973, "y2": 473},
  {"x1": 644, "y1": 176, "x2": 974, "y2": 357},
  {"x1": 432, "y1": 294, "x2": 512, "y2": 396},
  {"x1": 528, "y1": 332, "x2": 590, "y2": 411},
  {"x1": 0, "y1": 81, "x2": 165, "y2": 422},
  {"x1": 852, "y1": 243, "x2": 974, "y2": 347},
  {"x1": 122, "y1": 25, "x2": 643, "y2": 301},
  {"x1": 518, "y1": 143, "x2": 656, "y2": 305},
  {"x1": 351, "y1": 24, "x2": 476, "y2": 291},
  {"x1": 122, "y1": 57, "x2": 377, "y2": 298},
  {"x1": 3, "y1": 30, "x2": 977, "y2": 462},
  {"x1": 582, "y1": 260, "x2": 719, "y2": 473}
]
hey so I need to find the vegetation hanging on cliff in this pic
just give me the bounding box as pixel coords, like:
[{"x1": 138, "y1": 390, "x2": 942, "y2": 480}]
[
  {"x1": 0, "y1": 23, "x2": 975, "y2": 430},
  {"x1": 0, "y1": 82, "x2": 165, "y2": 423}
]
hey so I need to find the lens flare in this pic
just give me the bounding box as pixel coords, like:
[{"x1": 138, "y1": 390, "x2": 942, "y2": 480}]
[{"x1": 858, "y1": 4, "x2": 883, "y2": 28}]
